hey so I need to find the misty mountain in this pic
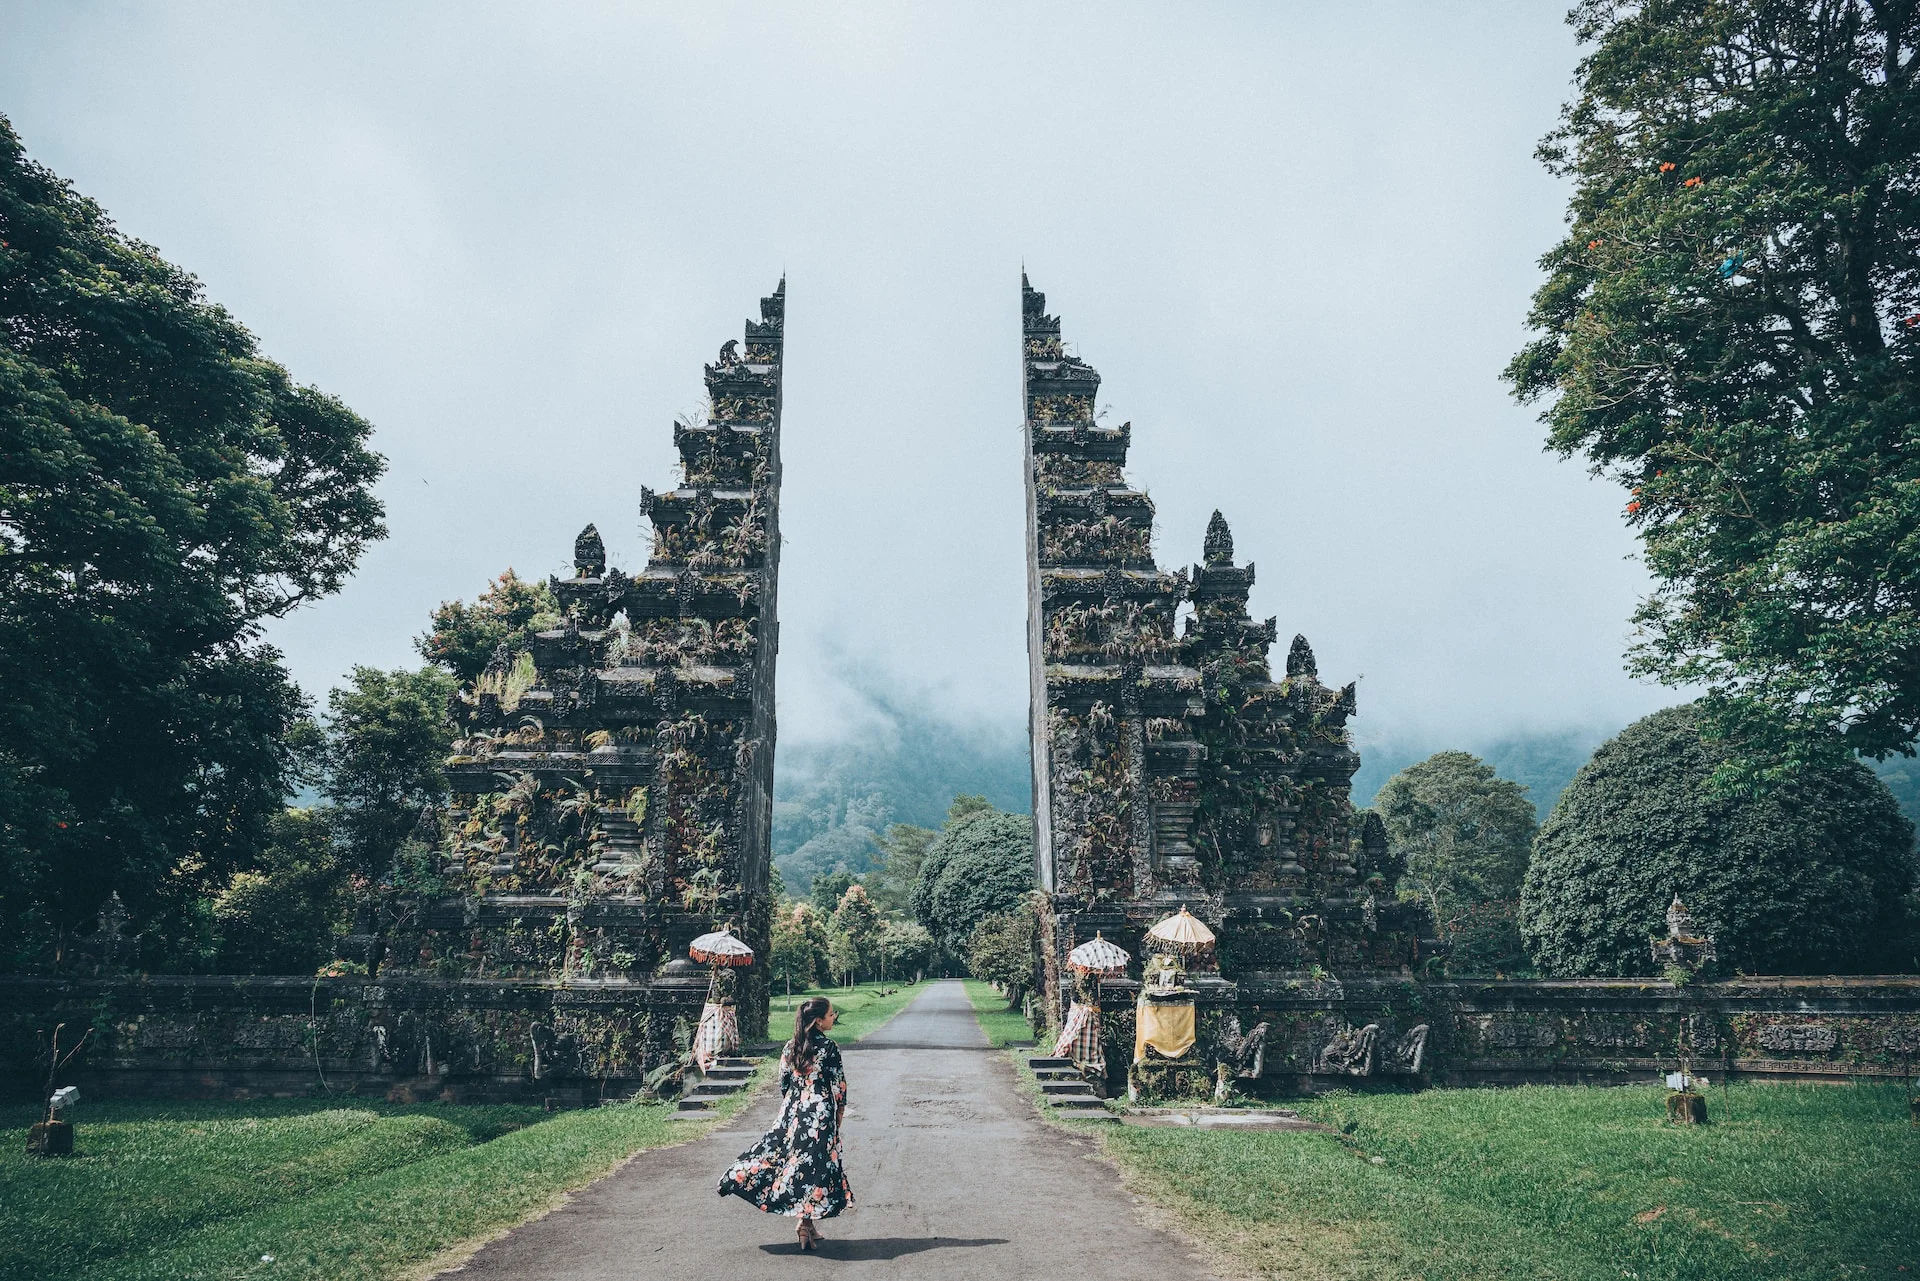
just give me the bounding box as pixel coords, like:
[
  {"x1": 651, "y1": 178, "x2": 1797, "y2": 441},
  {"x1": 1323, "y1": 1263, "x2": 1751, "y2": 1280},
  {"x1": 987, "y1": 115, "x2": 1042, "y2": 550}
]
[
  {"x1": 772, "y1": 713, "x2": 1029, "y2": 894},
  {"x1": 770, "y1": 709, "x2": 1920, "y2": 895}
]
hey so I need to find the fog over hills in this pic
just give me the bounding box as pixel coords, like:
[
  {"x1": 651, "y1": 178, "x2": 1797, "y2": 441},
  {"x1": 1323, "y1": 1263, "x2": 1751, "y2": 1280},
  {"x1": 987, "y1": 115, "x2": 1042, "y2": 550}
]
[{"x1": 772, "y1": 697, "x2": 1920, "y2": 894}]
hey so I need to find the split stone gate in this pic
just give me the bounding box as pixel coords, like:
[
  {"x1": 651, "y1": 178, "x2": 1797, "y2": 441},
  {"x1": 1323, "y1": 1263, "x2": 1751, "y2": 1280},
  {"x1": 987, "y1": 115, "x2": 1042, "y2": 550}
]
[{"x1": 4, "y1": 276, "x2": 1918, "y2": 1103}]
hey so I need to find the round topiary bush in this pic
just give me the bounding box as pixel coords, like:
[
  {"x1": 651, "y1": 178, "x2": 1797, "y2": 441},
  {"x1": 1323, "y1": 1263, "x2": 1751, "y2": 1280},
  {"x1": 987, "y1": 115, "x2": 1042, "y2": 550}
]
[
  {"x1": 1520, "y1": 705, "x2": 1915, "y2": 976},
  {"x1": 911, "y1": 810, "x2": 1035, "y2": 954}
]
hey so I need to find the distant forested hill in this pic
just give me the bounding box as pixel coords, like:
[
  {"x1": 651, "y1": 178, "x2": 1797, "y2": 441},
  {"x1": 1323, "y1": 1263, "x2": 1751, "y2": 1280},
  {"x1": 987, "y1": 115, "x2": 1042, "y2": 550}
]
[
  {"x1": 772, "y1": 711, "x2": 1029, "y2": 893},
  {"x1": 773, "y1": 713, "x2": 1920, "y2": 894}
]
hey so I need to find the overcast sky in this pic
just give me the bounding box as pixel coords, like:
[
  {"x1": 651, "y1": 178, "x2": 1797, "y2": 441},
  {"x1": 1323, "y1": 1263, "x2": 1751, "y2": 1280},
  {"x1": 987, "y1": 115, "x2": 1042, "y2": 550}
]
[{"x1": 2, "y1": 2, "x2": 1671, "y2": 750}]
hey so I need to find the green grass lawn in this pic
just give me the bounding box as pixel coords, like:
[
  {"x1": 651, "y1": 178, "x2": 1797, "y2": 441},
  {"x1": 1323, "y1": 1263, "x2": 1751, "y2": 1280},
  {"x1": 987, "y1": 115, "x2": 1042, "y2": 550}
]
[
  {"x1": 960, "y1": 979, "x2": 1037, "y2": 1046},
  {"x1": 1097, "y1": 1080, "x2": 1920, "y2": 1280},
  {"x1": 0, "y1": 1085, "x2": 765, "y2": 1281},
  {"x1": 766, "y1": 978, "x2": 926, "y2": 1043},
  {"x1": 0, "y1": 985, "x2": 931, "y2": 1281}
]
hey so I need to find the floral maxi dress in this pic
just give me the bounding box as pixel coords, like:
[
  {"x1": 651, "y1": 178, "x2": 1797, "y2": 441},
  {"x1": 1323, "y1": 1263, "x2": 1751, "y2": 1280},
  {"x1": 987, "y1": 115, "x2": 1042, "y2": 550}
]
[{"x1": 717, "y1": 1030, "x2": 853, "y2": 1219}]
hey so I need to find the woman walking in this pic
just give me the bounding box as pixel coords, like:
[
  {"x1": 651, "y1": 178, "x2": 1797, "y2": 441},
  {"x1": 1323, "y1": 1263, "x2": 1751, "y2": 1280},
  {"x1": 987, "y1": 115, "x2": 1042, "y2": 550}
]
[{"x1": 717, "y1": 996, "x2": 852, "y2": 1250}]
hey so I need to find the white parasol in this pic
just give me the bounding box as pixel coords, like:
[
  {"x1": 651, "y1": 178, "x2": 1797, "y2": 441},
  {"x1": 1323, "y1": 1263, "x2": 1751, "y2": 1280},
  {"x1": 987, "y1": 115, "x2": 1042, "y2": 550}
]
[
  {"x1": 689, "y1": 927, "x2": 755, "y2": 967},
  {"x1": 1067, "y1": 932, "x2": 1131, "y2": 977}
]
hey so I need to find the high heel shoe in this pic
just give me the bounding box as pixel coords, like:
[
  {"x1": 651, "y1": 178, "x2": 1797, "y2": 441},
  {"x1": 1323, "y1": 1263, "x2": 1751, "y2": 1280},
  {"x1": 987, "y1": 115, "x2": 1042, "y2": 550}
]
[{"x1": 796, "y1": 1220, "x2": 816, "y2": 1251}]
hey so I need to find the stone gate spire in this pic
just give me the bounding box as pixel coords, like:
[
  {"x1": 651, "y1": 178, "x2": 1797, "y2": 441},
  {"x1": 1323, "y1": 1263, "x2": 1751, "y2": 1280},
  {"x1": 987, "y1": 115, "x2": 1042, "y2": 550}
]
[
  {"x1": 1021, "y1": 276, "x2": 1435, "y2": 1099},
  {"x1": 414, "y1": 278, "x2": 787, "y2": 1059}
]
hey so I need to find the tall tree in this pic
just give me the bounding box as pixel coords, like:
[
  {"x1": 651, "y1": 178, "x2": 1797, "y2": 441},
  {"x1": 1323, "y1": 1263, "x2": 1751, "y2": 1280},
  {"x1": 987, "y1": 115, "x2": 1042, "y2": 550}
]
[
  {"x1": 809, "y1": 869, "x2": 856, "y2": 916},
  {"x1": 965, "y1": 903, "x2": 1037, "y2": 1002},
  {"x1": 211, "y1": 807, "x2": 351, "y2": 975},
  {"x1": 1506, "y1": 1, "x2": 1920, "y2": 772},
  {"x1": 829, "y1": 883, "x2": 882, "y2": 982},
  {"x1": 769, "y1": 903, "x2": 825, "y2": 1003},
  {"x1": 1375, "y1": 752, "x2": 1538, "y2": 915},
  {"x1": 0, "y1": 115, "x2": 385, "y2": 960},
  {"x1": 322, "y1": 667, "x2": 456, "y2": 880},
  {"x1": 864, "y1": 821, "x2": 936, "y2": 914},
  {"x1": 417, "y1": 569, "x2": 558, "y2": 685},
  {"x1": 912, "y1": 804, "x2": 1035, "y2": 955}
]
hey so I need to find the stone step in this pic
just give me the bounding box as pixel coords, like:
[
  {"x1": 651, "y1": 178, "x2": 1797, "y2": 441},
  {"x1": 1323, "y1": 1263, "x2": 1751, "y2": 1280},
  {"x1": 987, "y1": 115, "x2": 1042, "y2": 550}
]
[
  {"x1": 1041, "y1": 1080, "x2": 1095, "y2": 1095},
  {"x1": 713, "y1": 1057, "x2": 757, "y2": 1070},
  {"x1": 1033, "y1": 1068, "x2": 1082, "y2": 1080},
  {"x1": 1050, "y1": 1095, "x2": 1108, "y2": 1110},
  {"x1": 1027, "y1": 1056, "x2": 1075, "y2": 1070},
  {"x1": 701, "y1": 1068, "x2": 752, "y2": 1083},
  {"x1": 685, "y1": 1082, "x2": 742, "y2": 1100}
]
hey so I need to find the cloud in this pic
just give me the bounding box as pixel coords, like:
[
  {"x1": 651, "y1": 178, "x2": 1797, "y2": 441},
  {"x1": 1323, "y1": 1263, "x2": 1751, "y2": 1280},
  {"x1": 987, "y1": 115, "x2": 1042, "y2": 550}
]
[{"x1": 2, "y1": 2, "x2": 1668, "y2": 747}]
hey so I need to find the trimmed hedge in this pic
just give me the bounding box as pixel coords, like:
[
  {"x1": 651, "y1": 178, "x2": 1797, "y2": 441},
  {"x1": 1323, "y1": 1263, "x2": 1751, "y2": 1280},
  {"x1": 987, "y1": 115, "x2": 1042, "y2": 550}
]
[
  {"x1": 911, "y1": 811, "x2": 1034, "y2": 954},
  {"x1": 1520, "y1": 705, "x2": 1915, "y2": 976}
]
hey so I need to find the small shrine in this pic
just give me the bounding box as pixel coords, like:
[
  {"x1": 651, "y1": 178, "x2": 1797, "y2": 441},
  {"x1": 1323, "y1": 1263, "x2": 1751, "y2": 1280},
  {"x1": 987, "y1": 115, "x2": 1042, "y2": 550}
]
[{"x1": 1650, "y1": 894, "x2": 1718, "y2": 976}]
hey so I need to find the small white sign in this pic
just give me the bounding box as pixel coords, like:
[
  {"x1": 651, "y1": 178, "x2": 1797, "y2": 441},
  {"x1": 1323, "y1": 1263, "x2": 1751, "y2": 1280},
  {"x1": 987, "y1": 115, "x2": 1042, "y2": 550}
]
[{"x1": 1665, "y1": 1072, "x2": 1687, "y2": 1090}]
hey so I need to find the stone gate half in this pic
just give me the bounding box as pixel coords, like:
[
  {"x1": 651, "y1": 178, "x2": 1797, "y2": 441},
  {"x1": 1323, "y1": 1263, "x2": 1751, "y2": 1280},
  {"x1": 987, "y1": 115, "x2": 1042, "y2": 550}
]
[
  {"x1": 1018, "y1": 275, "x2": 1920, "y2": 1100},
  {"x1": 0, "y1": 281, "x2": 787, "y2": 1104}
]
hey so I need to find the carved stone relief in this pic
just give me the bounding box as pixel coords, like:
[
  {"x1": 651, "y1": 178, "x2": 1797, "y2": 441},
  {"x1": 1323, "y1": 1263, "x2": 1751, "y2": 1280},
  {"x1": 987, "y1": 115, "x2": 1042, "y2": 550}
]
[{"x1": 1755, "y1": 1024, "x2": 1838, "y2": 1054}]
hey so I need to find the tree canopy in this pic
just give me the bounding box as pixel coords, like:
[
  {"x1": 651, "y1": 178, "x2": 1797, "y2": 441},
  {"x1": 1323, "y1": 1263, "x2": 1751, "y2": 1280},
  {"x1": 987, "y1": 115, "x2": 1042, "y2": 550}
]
[
  {"x1": 0, "y1": 114, "x2": 385, "y2": 961},
  {"x1": 416, "y1": 569, "x2": 558, "y2": 686},
  {"x1": 1521, "y1": 704, "x2": 1916, "y2": 976},
  {"x1": 321, "y1": 666, "x2": 456, "y2": 880},
  {"x1": 1505, "y1": 1, "x2": 1920, "y2": 771},
  {"x1": 828, "y1": 882, "x2": 882, "y2": 983},
  {"x1": 1375, "y1": 751, "x2": 1537, "y2": 913},
  {"x1": 211, "y1": 807, "x2": 351, "y2": 975},
  {"x1": 965, "y1": 902, "x2": 1037, "y2": 1001},
  {"x1": 912, "y1": 799, "x2": 1035, "y2": 955},
  {"x1": 864, "y1": 821, "x2": 936, "y2": 914}
]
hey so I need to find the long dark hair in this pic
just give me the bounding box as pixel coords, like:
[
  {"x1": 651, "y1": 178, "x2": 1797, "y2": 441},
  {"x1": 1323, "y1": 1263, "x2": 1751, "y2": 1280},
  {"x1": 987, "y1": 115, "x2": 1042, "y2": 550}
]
[{"x1": 789, "y1": 997, "x2": 832, "y2": 1074}]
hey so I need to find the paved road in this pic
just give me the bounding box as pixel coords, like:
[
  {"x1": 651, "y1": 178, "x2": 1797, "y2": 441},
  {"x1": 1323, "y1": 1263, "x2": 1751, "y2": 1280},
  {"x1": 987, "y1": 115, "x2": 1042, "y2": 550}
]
[{"x1": 443, "y1": 979, "x2": 1216, "y2": 1279}]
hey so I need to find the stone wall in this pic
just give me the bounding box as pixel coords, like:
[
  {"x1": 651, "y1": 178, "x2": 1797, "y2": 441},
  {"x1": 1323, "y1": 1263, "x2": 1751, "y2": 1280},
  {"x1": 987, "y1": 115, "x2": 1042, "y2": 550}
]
[
  {"x1": 8, "y1": 971, "x2": 1913, "y2": 1104},
  {"x1": 1082, "y1": 971, "x2": 1920, "y2": 1106},
  {"x1": 1081, "y1": 974, "x2": 1920, "y2": 1099},
  {"x1": 0, "y1": 973, "x2": 709, "y2": 1104}
]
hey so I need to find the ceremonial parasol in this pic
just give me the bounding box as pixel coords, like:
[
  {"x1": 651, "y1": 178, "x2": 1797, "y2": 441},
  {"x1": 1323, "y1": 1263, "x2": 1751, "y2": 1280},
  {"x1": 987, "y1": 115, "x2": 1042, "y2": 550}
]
[
  {"x1": 690, "y1": 927, "x2": 752, "y2": 1071},
  {"x1": 1055, "y1": 934, "x2": 1128, "y2": 1075},
  {"x1": 1145, "y1": 905, "x2": 1216, "y2": 956},
  {"x1": 690, "y1": 927, "x2": 755, "y2": 966},
  {"x1": 1068, "y1": 932, "x2": 1130, "y2": 977}
]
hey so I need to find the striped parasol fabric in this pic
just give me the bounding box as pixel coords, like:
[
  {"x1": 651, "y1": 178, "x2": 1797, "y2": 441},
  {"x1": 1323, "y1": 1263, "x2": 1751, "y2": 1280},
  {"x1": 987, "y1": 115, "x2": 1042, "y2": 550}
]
[
  {"x1": 690, "y1": 928, "x2": 755, "y2": 966},
  {"x1": 1067, "y1": 932, "x2": 1131, "y2": 977}
]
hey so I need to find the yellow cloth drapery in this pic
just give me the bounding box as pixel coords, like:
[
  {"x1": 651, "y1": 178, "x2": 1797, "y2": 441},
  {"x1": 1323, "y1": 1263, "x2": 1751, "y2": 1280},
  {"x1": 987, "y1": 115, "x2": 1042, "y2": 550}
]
[{"x1": 1133, "y1": 998, "x2": 1196, "y2": 1063}]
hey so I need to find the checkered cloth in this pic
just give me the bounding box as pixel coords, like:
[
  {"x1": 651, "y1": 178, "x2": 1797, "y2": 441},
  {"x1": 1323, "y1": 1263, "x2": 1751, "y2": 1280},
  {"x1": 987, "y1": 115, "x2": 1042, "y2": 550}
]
[
  {"x1": 1052, "y1": 1000, "x2": 1104, "y2": 1075},
  {"x1": 694, "y1": 1001, "x2": 740, "y2": 1073}
]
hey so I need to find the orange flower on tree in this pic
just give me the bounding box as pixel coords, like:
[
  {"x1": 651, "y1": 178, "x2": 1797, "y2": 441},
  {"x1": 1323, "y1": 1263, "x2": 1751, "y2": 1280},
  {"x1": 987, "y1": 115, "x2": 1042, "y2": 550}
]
[
  {"x1": 1659, "y1": 162, "x2": 1676, "y2": 172},
  {"x1": 1683, "y1": 176, "x2": 1702, "y2": 187}
]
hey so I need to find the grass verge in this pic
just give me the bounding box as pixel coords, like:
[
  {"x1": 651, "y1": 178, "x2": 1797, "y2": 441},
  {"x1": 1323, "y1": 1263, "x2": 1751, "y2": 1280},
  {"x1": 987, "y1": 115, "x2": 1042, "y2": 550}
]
[
  {"x1": 1095, "y1": 1080, "x2": 1920, "y2": 1280},
  {"x1": 0, "y1": 1069, "x2": 765, "y2": 1281},
  {"x1": 2, "y1": 983, "x2": 923, "y2": 1281},
  {"x1": 767, "y1": 979, "x2": 926, "y2": 1043},
  {"x1": 960, "y1": 979, "x2": 1037, "y2": 1047}
]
